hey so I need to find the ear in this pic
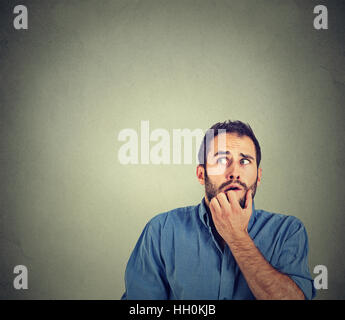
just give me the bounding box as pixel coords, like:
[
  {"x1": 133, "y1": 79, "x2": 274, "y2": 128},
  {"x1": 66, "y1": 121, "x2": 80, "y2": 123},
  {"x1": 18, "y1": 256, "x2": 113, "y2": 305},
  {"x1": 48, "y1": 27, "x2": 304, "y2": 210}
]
[
  {"x1": 257, "y1": 167, "x2": 262, "y2": 186},
  {"x1": 196, "y1": 165, "x2": 205, "y2": 185}
]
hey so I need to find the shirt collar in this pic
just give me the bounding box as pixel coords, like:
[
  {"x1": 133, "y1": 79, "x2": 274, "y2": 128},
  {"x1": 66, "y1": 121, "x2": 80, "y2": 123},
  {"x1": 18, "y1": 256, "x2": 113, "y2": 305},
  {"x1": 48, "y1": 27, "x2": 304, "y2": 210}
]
[{"x1": 198, "y1": 197, "x2": 257, "y2": 232}]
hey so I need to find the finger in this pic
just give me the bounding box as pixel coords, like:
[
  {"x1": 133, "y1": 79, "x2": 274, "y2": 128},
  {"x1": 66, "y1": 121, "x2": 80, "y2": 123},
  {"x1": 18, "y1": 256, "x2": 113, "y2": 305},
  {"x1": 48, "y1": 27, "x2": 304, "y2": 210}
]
[
  {"x1": 209, "y1": 198, "x2": 224, "y2": 231},
  {"x1": 226, "y1": 190, "x2": 241, "y2": 211},
  {"x1": 244, "y1": 189, "x2": 253, "y2": 210},
  {"x1": 210, "y1": 197, "x2": 221, "y2": 218},
  {"x1": 216, "y1": 192, "x2": 231, "y2": 211},
  {"x1": 209, "y1": 198, "x2": 223, "y2": 227}
]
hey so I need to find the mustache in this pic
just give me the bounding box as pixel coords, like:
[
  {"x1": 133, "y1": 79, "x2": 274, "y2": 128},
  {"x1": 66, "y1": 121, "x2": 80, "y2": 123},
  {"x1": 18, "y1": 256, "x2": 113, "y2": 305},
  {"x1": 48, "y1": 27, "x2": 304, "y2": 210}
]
[{"x1": 218, "y1": 180, "x2": 247, "y2": 191}]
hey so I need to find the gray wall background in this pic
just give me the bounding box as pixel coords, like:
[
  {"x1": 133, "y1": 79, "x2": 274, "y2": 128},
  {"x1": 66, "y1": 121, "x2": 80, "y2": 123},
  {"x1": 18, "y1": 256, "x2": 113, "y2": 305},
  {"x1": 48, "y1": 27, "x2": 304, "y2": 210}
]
[{"x1": 0, "y1": 0, "x2": 344, "y2": 299}]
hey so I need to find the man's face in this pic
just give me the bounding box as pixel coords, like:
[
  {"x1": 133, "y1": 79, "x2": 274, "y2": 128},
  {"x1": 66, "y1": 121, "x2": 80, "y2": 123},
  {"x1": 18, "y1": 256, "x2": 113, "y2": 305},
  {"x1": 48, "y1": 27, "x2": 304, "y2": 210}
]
[{"x1": 197, "y1": 132, "x2": 262, "y2": 208}]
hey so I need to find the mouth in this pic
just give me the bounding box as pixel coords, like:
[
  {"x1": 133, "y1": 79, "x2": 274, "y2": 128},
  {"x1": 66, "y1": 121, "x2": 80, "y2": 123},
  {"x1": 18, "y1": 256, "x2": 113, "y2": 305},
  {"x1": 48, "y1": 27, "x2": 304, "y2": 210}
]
[{"x1": 224, "y1": 185, "x2": 243, "y2": 192}]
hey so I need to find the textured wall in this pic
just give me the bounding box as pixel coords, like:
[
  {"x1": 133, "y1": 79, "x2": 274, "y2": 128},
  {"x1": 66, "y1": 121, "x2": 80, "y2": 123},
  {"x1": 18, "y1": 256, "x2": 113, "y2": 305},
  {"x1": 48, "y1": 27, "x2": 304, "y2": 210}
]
[{"x1": 0, "y1": 0, "x2": 344, "y2": 299}]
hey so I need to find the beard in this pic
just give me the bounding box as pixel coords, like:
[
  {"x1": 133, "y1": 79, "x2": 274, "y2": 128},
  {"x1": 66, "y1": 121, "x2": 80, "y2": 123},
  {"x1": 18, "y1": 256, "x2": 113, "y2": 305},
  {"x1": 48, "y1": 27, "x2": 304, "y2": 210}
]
[{"x1": 204, "y1": 169, "x2": 258, "y2": 209}]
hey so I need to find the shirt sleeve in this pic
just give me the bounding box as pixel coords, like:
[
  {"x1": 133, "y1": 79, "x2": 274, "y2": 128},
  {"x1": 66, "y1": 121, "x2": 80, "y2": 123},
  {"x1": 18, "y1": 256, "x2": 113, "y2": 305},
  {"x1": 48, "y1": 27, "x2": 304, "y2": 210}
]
[
  {"x1": 274, "y1": 218, "x2": 316, "y2": 300},
  {"x1": 121, "y1": 218, "x2": 170, "y2": 299}
]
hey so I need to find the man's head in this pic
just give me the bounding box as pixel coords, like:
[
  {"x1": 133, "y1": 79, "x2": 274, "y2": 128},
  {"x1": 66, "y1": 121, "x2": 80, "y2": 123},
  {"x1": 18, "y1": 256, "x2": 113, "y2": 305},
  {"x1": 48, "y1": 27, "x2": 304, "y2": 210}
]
[{"x1": 196, "y1": 120, "x2": 262, "y2": 208}]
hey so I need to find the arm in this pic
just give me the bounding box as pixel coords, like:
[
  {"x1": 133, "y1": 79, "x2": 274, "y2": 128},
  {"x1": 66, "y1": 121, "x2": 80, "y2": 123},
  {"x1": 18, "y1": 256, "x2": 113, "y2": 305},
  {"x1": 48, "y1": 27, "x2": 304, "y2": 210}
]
[
  {"x1": 122, "y1": 219, "x2": 169, "y2": 299},
  {"x1": 210, "y1": 191, "x2": 305, "y2": 300},
  {"x1": 228, "y1": 232, "x2": 305, "y2": 300}
]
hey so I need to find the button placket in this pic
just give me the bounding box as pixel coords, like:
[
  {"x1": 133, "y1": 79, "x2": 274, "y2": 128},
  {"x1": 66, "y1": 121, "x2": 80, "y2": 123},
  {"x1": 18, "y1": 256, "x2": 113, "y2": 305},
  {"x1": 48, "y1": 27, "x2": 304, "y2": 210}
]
[{"x1": 218, "y1": 245, "x2": 237, "y2": 300}]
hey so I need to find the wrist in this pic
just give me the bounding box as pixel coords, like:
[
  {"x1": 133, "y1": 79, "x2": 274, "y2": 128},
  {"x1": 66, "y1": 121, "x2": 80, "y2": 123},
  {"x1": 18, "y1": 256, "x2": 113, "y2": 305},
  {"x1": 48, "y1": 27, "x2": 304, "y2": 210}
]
[{"x1": 225, "y1": 230, "x2": 251, "y2": 247}]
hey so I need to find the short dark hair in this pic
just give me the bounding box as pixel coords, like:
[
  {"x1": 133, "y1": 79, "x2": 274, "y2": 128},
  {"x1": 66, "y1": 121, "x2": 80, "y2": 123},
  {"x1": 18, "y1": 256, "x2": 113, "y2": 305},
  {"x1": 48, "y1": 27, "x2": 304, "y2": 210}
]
[{"x1": 197, "y1": 120, "x2": 261, "y2": 168}]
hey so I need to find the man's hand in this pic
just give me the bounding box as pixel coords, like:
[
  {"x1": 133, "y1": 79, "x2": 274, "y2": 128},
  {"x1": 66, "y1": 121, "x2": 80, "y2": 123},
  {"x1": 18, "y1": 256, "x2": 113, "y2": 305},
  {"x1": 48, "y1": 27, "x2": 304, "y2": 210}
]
[
  {"x1": 209, "y1": 189, "x2": 252, "y2": 245},
  {"x1": 209, "y1": 189, "x2": 306, "y2": 300}
]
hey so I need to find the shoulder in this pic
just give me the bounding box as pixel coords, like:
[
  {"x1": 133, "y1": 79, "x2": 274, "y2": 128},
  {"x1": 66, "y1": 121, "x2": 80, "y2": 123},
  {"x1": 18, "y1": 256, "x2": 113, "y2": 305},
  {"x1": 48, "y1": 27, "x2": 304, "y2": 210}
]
[
  {"x1": 146, "y1": 203, "x2": 200, "y2": 232},
  {"x1": 252, "y1": 208, "x2": 311, "y2": 263},
  {"x1": 254, "y1": 208, "x2": 307, "y2": 238}
]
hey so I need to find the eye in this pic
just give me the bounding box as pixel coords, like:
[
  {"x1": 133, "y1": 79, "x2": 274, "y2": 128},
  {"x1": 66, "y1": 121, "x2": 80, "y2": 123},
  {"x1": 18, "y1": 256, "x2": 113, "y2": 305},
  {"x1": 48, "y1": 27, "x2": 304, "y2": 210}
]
[
  {"x1": 240, "y1": 158, "x2": 251, "y2": 165},
  {"x1": 217, "y1": 157, "x2": 228, "y2": 165}
]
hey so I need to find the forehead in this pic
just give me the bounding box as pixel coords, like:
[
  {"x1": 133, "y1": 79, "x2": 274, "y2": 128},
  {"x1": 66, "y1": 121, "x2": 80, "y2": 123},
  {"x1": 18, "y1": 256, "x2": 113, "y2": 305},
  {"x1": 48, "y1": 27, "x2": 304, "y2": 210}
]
[{"x1": 207, "y1": 133, "x2": 256, "y2": 158}]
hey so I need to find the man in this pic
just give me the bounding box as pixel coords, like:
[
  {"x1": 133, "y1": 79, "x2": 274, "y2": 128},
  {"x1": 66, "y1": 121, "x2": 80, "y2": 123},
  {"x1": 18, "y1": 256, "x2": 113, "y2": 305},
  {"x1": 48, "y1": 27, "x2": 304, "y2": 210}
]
[{"x1": 121, "y1": 120, "x2": 315, "y2": 300}]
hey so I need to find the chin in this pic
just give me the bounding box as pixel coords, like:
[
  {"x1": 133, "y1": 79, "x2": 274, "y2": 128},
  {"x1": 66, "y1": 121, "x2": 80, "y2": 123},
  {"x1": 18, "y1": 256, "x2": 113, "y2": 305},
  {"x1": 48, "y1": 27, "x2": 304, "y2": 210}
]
[{"x1": 227, "y1": 191, "x2": 243, "y2": 201}]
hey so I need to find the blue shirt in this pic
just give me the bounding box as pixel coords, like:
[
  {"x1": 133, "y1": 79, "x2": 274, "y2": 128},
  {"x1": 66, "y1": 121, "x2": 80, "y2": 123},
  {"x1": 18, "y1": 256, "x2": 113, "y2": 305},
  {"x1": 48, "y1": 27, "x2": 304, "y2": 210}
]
[{"x1": 122, "y1": 199, "x2": 316, "y2": 300}]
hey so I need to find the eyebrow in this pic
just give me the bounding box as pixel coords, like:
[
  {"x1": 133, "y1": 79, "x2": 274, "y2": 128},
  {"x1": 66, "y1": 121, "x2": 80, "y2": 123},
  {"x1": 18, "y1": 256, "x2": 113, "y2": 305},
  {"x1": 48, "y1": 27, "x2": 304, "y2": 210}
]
[
  {"x1": 214, "y1": 151, "x2": 230, "y2": 157},
  {"x1": 240, "y1": 153, "x2": 255, "y2": 161},
  {"x1": 213, "y1": 151, "x2": 255, "y2": 161}
]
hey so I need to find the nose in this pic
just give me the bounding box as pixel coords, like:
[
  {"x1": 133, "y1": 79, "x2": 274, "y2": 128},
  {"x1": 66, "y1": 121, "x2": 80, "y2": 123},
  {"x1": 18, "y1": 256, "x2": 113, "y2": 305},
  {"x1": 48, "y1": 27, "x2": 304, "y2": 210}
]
[{"x1": 226, "y1": 161, "x2": 240, "y2": 181}]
